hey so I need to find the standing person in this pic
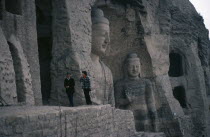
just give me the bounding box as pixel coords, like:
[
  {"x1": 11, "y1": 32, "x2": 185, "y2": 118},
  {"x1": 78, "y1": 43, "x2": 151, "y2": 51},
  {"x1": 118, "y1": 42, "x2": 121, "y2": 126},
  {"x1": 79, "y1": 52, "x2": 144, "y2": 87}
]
[
  {"x1": 64, "y1": 73, "x2": 75, "y2": 107},
  {"x1": 80, "y1": 71, "x2": 92, "y2": 105}
]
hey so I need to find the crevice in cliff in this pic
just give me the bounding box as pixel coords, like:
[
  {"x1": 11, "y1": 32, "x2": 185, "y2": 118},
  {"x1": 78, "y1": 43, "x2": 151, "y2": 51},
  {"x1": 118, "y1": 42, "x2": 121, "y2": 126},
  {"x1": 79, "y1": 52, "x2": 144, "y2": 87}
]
[
  {"x1": 5, "y1": 0, "x2": 22, "y2": 15},
  {"x1": 168, "y1": 52, "x2": 183, "y2": 77},
  {"x1": 0, "y1": 0, "x2": 3, "y2": 20},
  {"x1": 36, "y1": 0, "x2": 52, "y2": 105},
  {"x1": 173, "y1": 86, "x2": 187, "y2": 108}
]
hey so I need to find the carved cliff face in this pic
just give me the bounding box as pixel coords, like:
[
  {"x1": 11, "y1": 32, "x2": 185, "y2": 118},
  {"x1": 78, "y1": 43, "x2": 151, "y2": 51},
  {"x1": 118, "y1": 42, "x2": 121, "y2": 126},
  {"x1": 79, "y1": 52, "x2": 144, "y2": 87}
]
[
  {"x1": 92, "y1": 23, "x2": 110, "y2": 56},
  {"x1": 127, "y1": 60, "x2": 141, "y2": 78}
]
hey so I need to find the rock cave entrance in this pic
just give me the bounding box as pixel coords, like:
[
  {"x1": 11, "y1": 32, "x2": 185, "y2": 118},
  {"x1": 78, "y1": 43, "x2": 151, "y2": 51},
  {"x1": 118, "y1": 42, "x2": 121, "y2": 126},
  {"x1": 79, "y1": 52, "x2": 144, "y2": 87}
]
[
  {"x1": 36, "y1": 0, "x2": 52, "y2": 104},
  {"x1": 5, "y1": 0, "x2": 22, "y2": 15},
  {"x1": 168, "y1": 52, "x2": 183, "y2": 77},
  {"x1": 173, "y1": 86, "x2": 187, "y2": 108},
  {"x1": 0, "y1": 0, "x2": 2, "y2": 19},
  {"x1": 8, "y1": 41, "x2": 25, "y2": 103}
]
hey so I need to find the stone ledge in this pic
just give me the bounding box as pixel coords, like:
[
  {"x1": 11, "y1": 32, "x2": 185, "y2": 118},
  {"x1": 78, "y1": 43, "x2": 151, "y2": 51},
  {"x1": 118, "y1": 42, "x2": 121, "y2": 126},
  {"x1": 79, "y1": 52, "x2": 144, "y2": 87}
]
[{"x1": 0, "y1": 105, "x2": 165, "y2": 137}]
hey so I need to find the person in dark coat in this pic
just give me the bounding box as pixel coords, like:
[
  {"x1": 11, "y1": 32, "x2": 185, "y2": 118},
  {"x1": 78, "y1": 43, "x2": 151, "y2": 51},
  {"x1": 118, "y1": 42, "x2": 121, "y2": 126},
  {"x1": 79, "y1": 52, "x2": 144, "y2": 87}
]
[
  {"x1": 64, "y1": 73, "x2": 75, "y2": 107},
  {"x1": 80, "y1": 71, "x2": 92, "y2": 105}
]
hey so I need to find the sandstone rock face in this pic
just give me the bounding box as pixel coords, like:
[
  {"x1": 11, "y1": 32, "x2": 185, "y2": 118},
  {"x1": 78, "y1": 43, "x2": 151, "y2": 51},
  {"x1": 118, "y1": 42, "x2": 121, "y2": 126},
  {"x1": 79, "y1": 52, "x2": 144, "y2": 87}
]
[
  {"x1": 39, "y1": 0, "x2": 210, "y2": 136},
  {"x1": 50, "y1": 0, "x2": 93, "y2": 106},
  {"x1": 0, "y1": 27, "x2": 17, "y2": 105},
  {"x1": 50, "y1": 0, "x2": 115, "y2": 106},
  {"x1": 102, "y1": 0, "x2": 209, "y2": 136},
  {"x1": 0, "y1": 0, "x2": 42, "y2": 105},
  {"x1": 8, "y1": 35, "x2": 35, "y2": 105},
  {"x1": 0, "y1": 0, "x2": 209, "y2": 137},
  {"x1": 0, "y1": 105, "x2": 165, "y2": 137}
]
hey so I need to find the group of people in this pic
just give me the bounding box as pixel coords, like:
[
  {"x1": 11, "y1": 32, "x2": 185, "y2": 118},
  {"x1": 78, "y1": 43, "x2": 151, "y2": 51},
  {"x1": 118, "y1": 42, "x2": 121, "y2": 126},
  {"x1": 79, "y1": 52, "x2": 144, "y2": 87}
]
[{"x1": 64, "y1": 71, "x2": 92, "y2": 107}]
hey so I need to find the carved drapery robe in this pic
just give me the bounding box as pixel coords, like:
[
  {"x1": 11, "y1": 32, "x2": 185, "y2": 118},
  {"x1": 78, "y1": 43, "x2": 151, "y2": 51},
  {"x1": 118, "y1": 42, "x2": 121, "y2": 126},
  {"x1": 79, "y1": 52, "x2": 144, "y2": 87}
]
[
  {"x1": 90, "y1": 61, "x2": 115, "y2": 106},
  {"x1": 115, "y1": 78, "x2": 157, "y2": 131}
]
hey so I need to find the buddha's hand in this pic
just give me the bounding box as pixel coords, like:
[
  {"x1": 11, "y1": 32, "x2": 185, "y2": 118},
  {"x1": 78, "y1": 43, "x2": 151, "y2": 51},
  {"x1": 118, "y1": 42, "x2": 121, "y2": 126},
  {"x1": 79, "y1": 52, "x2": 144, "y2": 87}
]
[{"x1": 125, "y1": 94, "x2": 134, "y2": 103}]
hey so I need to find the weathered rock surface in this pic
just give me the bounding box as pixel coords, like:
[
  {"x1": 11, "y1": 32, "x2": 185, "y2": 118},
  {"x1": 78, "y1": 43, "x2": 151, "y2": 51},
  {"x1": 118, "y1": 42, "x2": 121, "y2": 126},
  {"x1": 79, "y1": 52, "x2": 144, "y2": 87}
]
[
  {"x1": 0, "y1": 0, "x2": 42, "y2": 105},
  {"x1": 0, "y1": 27, "x2": 17, "y2": 105},
  {"x1": 0, "y1": 105, "x2": 165, "y2": 137},
  {"x1": 8, "y1": 35, "x2": 35, "y2": 105},
  {"x1": 0, "y1": 0, "x2": 209, "y2": 137}
]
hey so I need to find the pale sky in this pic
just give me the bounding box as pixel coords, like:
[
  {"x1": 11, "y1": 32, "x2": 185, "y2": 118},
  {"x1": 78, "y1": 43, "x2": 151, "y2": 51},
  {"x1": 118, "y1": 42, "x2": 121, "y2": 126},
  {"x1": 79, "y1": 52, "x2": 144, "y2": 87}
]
[{"x1": 189, "y1": 0, "x2": 210, "y2": 38}]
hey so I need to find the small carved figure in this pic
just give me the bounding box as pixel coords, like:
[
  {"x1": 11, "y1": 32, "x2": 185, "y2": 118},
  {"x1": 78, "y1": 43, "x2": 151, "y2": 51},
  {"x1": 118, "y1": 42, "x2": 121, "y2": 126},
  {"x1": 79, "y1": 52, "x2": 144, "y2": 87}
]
[{"x1": 115, "y1": 53, "x2": 157, "y2": 131}]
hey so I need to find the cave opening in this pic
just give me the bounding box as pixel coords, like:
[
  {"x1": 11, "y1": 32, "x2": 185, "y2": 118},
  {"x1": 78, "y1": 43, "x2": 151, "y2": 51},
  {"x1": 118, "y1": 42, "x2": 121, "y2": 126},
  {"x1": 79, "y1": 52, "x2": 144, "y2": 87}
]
[
  {"x1": 168, "y1": 52, "x2": 183, "y2": 77},
  {"x1": 0, "y1": 0, "x2": 2, "y2": 20},
  {"x1": 173, "y1": 86, "x2": 187, "y2": 108},
  {"x1": 5, "y1": 0, "x2": 22, "y2": 15},
  {"x1": 36, "y1": 0, "x2": 52, "y2": 104}
]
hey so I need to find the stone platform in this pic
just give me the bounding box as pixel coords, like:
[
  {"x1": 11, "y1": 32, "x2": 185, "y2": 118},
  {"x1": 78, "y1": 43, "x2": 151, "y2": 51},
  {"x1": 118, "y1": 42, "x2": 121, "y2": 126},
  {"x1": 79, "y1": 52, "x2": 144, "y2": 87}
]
[{"x1": 0, "y1": 105, "x2": 165, "y2": 137}]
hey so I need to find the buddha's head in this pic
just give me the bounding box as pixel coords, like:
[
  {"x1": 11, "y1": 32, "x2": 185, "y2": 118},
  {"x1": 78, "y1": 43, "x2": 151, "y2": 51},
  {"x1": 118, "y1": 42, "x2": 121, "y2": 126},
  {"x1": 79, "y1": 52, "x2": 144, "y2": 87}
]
[
  {"x1": 126, "y1": 53, "x2": 141, "y2": 79},
  {"x1": 91, "y1": 8, "x2": 110, "y2": 56}
]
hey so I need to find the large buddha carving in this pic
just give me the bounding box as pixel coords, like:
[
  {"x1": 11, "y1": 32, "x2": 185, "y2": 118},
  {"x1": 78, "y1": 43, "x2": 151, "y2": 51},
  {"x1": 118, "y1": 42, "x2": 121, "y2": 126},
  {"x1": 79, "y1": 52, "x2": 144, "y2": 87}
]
[
  {"x1": 114, "y1": 53, "x2": 157, "y2": 131},
  {"x1": 90, "y1": 8, "x2": 115, "y2": 106}
]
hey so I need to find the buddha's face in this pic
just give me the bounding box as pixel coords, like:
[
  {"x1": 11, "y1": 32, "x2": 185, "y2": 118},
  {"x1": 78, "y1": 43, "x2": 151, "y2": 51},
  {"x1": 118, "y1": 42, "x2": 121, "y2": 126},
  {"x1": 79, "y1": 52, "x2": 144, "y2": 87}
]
[
  {"x1": 92, "y1": 23, "x2": 110, "y2": 56},
  {"x1": 127, "y1": 60, "x2": 141, "y2": 78}
]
